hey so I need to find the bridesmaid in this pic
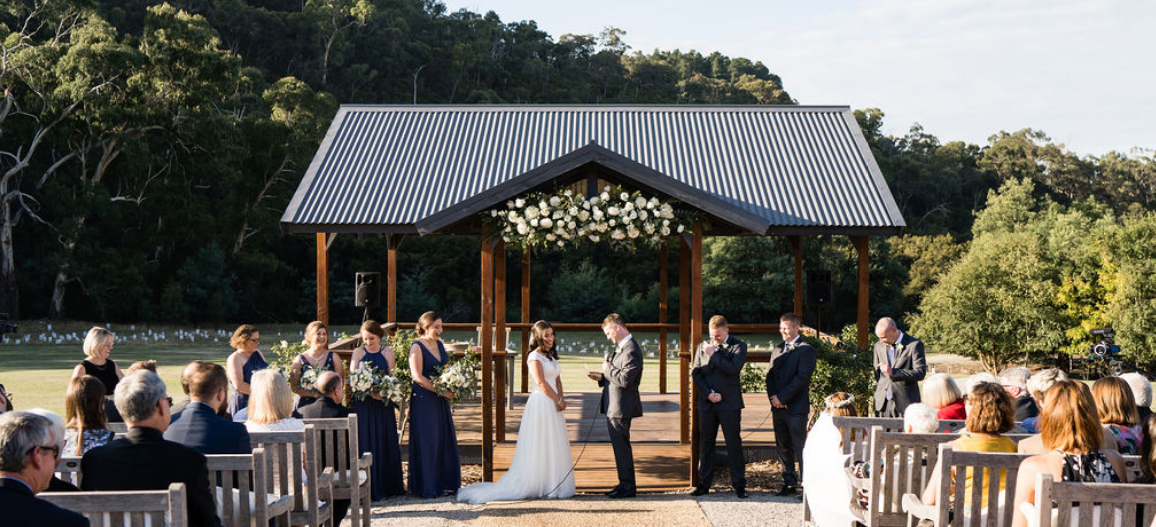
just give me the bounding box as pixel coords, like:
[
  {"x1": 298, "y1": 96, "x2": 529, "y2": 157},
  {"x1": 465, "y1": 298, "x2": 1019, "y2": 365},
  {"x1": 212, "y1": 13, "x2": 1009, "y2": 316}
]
[
  {"x1": 349, "y1": 320, "x2": 405, "y2": 499},
  {"x1": 226, "y1": 324, "x2": 268, "y2": 419},
  {"x1": 71, "y1": 327, "x2": 123, "y2": 422},
  {"x1": 408, "y1": 311, "x2": 461, "y2": 498},
  {"x1": 291, "y1": 321, "x2": 344, "y2": 411}
]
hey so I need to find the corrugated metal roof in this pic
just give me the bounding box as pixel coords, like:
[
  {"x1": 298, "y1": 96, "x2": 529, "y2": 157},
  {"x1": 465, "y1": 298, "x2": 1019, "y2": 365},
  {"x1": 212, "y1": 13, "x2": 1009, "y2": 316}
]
[{"x1": 281, "y1": 105, "x2": 905, "y2": 235}]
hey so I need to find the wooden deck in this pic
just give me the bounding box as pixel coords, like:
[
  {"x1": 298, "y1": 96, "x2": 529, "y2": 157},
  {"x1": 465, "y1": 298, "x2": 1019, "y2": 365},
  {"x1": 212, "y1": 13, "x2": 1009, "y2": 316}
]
[{"x1": 411, "y1": 392, "x2": 778, "y2": 492}]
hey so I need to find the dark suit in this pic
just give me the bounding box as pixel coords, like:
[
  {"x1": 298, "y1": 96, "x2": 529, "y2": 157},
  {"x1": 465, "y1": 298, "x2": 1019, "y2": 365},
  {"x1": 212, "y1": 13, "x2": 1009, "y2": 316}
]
[
  {"x1": 0, "y1": 477, "x2": 89, "y2": 527},
  {"x1": 294, "y1": 396, "x2": 351, "y2": 525},
  {"x1": 165, "y1": 401, "x2": 251, "y2": 455},
  {"x1": 873, "y1": 331, "x2": 926, "y2": 417},
  {"x1": 599, "y1": 334, "x2": 644, "y2": 492},
  {"x1": 765, "y1": 336, "x2": 816, "y2": 487},
  {"x1": 81, "y1": 427, "x2": 222, "y2": 527},
  {"x1": 691, "y1": 335, "x2": 747, "y2": 489},
  {"x1": 1014, "y1": 396, "x2": 1039, "y2": 422}
]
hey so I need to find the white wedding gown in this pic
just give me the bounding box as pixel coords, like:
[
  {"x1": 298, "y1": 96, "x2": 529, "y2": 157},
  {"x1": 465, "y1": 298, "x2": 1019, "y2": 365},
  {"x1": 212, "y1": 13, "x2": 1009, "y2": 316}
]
[{"x1": 457, "y1": 351, "x2": 576, "y2": 504}]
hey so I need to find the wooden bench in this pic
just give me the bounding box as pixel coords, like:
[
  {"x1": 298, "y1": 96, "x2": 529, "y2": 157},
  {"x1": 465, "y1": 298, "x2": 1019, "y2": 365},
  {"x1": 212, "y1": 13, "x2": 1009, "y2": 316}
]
[
  {"x1": 107, "y1": 422, "x2": 128, "y2": 434},
  {"x1": 1030, "y1": 472, "x2": 1156, "y2": 527},
  {"x1": 40, "y1": 482, "x2": 187, "y2": 527},
  {"x1": 847, "y1": 427, "x2": 964, "y2": 527},
  {"x1": 249, "y1": 425, "x2": 334, "y2": 527},
  {"x1": 833, "y1": 417, "x2": 970, "y2": 464},
  {"x1": 902, "y1": 446, "x2": 1034, "y2": 527},
  {"x1": 56, "y1": 456, "x2": 82, "y2": 487},
  {"x1": 302, "y1": 415, "x2": 373, "y2": 527},
  {"x1": 207, "y1": 448, "x2": 294, "y2": 527}
]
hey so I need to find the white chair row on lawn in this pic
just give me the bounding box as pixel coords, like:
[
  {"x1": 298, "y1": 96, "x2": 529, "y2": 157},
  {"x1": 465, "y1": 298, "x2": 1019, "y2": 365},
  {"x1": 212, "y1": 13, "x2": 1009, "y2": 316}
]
[
  {"x1": 803, "y1": 417, "x2": 1151, "y2": 527},
  {"x1": 54, "y1": 416, "x2": 373, "y2": 527}
]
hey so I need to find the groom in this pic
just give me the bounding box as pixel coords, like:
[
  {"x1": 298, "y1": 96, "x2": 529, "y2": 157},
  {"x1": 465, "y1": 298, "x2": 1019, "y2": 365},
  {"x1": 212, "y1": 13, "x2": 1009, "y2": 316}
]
[{"x1": 588, "y1": 313, "x2": 644, "y2": 498}]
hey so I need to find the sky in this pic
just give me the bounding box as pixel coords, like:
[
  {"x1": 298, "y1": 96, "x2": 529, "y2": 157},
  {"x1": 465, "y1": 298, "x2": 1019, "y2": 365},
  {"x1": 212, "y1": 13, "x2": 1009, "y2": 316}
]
[{"x1": 439, "y1": 0, "x2": 1155, "y2": 156}]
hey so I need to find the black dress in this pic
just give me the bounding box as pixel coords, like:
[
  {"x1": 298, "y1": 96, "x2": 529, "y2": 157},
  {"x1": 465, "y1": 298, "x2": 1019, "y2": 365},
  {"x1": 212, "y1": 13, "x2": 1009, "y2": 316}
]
[{"x1": 81, "y1": 359, "x2": 122, "y2": 422}]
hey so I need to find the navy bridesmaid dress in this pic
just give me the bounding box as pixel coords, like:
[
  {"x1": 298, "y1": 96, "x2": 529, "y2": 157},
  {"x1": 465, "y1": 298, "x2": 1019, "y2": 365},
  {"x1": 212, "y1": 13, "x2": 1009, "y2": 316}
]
[
  {"x1": 228, "y1": 351, "x2": 268, "y2": 417},
  {"x1": 408, "y1": 340, "x2": 461, "y2": 498},
  {"x1": 294, "y1": 351, "x2": 337, "y2": 411},
  {"x1": 351, "y1": 346, "x2": 405, "y2": 499}
]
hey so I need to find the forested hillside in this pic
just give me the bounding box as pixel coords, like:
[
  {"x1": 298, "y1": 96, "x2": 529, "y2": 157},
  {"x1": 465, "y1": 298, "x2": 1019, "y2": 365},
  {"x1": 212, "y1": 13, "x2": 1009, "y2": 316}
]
[{"x1": 3, "y1": 0, "x2": 1155, "y2": 369}]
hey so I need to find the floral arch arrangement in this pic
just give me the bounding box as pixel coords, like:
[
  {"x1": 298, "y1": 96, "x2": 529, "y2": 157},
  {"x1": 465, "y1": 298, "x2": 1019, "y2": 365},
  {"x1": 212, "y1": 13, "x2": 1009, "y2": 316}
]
[{"x1": 487, "y1": 186, "x2": 690, "y2": 250}]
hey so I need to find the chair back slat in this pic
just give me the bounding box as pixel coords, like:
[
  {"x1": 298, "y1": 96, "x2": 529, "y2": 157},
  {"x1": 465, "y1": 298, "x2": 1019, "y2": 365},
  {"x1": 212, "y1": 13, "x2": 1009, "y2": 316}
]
[
  {"x1": 40, "y1": 483, "x2": 187, "y2": 527},
  {"x1": 940, "y1": 447, "x2": 1032, "y2": 527},
  {"x1": 56, "y1": 456, "x2": 83, "y2": 487},
  {"x1": 248, "y1": 425, "x2": 330, "y2": 527},
  {"x1": 107, "y1": 422, "x2": 129, "y2": 434}
]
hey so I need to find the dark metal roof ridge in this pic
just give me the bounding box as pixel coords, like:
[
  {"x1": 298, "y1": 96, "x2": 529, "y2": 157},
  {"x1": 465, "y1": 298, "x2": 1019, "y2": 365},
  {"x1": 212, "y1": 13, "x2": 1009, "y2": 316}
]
[{"x1": 335, "y1": 104, "x2": 851, "y2": 113}]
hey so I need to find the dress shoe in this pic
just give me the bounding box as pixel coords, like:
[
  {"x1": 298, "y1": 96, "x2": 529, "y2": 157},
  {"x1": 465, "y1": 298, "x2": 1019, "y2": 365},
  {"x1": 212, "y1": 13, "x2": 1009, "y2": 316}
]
[
  {"x1": 691, "y1": 485, "x2": 710, "y2": 496},
  {"x1": 609, "y1": 488, "x2": 636, "y2": 498},
  {"x1": 734, "y1": 487, "x2": 749, "y2": 499},
  {"x1": 773, "y1": 485, "x2": 795, "y2": 497},
  {"x1": 604, "y1": 486, "x2": 621, "y2": 497}
]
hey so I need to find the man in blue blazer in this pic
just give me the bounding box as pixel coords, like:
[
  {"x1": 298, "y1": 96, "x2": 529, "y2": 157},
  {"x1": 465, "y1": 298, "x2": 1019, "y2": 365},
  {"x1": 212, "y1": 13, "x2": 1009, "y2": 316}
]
[
  {"x1": 164, "y1": 361, "x2": 251, "y2": 455},
  {"x1": 765, "y1": 312, "x2": 816, "y2": 497},
  {"x1": 0, "y1": 412, "x2": 88, "y2": 527}
]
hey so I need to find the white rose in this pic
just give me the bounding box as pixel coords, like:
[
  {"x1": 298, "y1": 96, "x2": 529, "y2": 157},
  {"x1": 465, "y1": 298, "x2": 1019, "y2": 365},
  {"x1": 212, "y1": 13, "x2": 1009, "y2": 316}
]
[
  {"x1": 608, "y1": 206, "x2": 619, "y2": 216},
  {"x1": 539, "y1": 200, "x2": 548, "y2": 210},
  {"x1": 598, "y1": 223, "x2": 609, "y2": 233},
  {"x1": 627, "y1": 226, "x2": 639, "y2": 238},
  {"x1": 557, "y1": 240, "x2": 565, "y2": 247},
  {"x1": 526, "y1": 206, "x2": 539, "y2": 220},
  {"x1": 609, "y1": 219, "x2": 617, "y2": 226},
  {"x1": 611, "y1": 229, "x2": 625, "y2": 240},
  {"x1": 628, "y1": 211, "x2": 637, "y2": 220},
  {"x1": 578, "y1": 211, "x2": 590, "y2": 222},
  {"x1": 530, "y1": 218, "x2": 539, "y2": 227},
  {"x1": 645, "y1": 223, "x2": 655, "y2": 234},
  {"x1": 677, "y1": 224, "x2": 685, "y2": 233},
  {"x1": 620, "y1": 192, "x2": 629, "y2": 201},
  {"x1": 515, "y1": 198, "x2": 525, "y2": 208},
  {"x1": 592, "y1": 208, "x2": 604, "y2": 220},
  {"x1": 507, "y1": 200, "x2": 515, "y2": 208},
  {"x1": 568, "y1": 221, "x2": 576, "y2": 230},
  {"x1": 583, "y1": 200, "x2": 592, "y2": 209},
  {"x1": 648, "y1": 198, "x2": 658, "y2": 209},
  {"x1": 623, "y1": 202, "x2": 634, "y2": 212},
  {"x1": 604, "y1": 185, "x2": 612, "y2": 192},
  {"x1": 663, "y1": 219, "x2": 670, "y2": 226},
  {"x1": 568, "y1": 206, "x2": 579, "y2": 216},
  {"x1": 517, "y1": 223, "x2": 528, "y2": 235},
  {"x1": 589, "y1": 235, "x2": 601, "y2": 243},
  {"x1": 507, "y1": 211, "x2": 518, "y2": 221},
  {"x1": 490, "y1": 210, "x2": 498, "y2": 217},
  {"x1": 589, "y1": 196, "x2": 599, "y2": 206},
  {"x1": 564, "y1": 189, "x2": 573, "y2": 197},
  {"x1": 549, "y1": 196, "x2": 561, "y2": 207},
  {"x1": 635, "y1": 197, "x2": 647, "y2": 209},
  {"x1": 540, "y1": 218, "x2": 552, "y2": 228},
  {"x1": 546, "y1": 233, "x2": 556, "y2": 241},
  {"x1": 553, "y1": 210, "x2": 563, "y2": 219},
  {"x1": 600, "y1": 192, "x2": 610, "y2": 201}
]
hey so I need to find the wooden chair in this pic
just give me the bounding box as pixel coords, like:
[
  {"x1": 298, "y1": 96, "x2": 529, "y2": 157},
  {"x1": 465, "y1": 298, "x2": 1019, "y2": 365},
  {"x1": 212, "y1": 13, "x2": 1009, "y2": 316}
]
[
  {"x1": 249, "y1": 425, "x2": 334, "y2": 527},
  {"x1": 847, "y1": 427, "x2": 964, "y2": 527},
  {"x1": 40, "y1": 482, "x2": 187, "y2": 527},
  {"x1": 301, "y1": 415, "x2": 373, "y2": 527},
  {"x1": 1122, "y1": 454, "x2": 1142, "y2": 482},
  {"x1": 902, "y1": 445, "x2": 1033, "y2": 527},
  {"x1": 206, "y1": 447, "x2": 294, "y2": 527},
  {"x1": 55, "y1": 456, "x2": 83, "y2": 487},
  {"x1": 107, "y1": 422, "x2": 129, "y2": 434},
  {"x1": 1031, "y1": 472, "x2": 1156, "y2": 527}
]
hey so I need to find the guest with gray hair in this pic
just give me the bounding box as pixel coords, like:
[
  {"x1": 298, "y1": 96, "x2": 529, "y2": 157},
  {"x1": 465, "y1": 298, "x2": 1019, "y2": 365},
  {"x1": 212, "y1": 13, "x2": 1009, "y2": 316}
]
[
  {"x1": 0, "y1": 411, "x2": 88, "y2": 526},
  {"x1": 23, "y1": 409, "x2": 80, "y2": 492},
  {"x1": 1121, "y1": 372, "x2": 1153, "y2": 425},
  {"x1": 80, "y1": 371, "x2": 221, "y2": 527},
  {"x1": 1020, "y1": 368, "x2": 1068, "y2": 433},
  {"x1": 961, "y1": 372, "x2": 998, "y2": 396},
  {"x1": 999, "y1": 366, "x2": 1038, "y2": 421},
  {"x1": 904, "y1": 403, "x2": 940, "y2": 434}
]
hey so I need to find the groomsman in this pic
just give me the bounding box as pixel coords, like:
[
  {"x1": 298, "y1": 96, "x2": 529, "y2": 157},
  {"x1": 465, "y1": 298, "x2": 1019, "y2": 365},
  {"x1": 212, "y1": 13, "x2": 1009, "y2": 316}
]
[
  {"x1": 588, "y1": 313, "x2": 643, "y2": 498},
  {"x1": 765, "y1": 312, "x2": 816, "y2": 497},
  {"x1": 873, "y1": 317, "x2": 926, "y2": 417},
  {"x1": 691, "y1": 315, "x2": 748, "y2": 498}
]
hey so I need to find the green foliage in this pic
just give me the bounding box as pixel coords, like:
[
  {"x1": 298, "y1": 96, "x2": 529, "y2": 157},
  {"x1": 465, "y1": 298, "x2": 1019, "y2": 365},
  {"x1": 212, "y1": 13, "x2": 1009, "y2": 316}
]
[
  {"x1": 740, "y1": 362, "x2": 765, "y2": 393},
  {"x1": 542, "y1": 260, "x2": 617, "y2": 321},
  {"x1": 807, "y1": 325, "x2": 875, "y2": 418},
  {"x1": 385, "y1": 329, "x2": 416, "y2": 399}
]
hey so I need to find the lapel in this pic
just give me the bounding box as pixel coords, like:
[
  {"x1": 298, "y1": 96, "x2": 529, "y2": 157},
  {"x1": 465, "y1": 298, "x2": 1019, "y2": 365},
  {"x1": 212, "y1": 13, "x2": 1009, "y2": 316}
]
[{"x1": 891, "y1": 333, "x2": 907, "y2": 366}]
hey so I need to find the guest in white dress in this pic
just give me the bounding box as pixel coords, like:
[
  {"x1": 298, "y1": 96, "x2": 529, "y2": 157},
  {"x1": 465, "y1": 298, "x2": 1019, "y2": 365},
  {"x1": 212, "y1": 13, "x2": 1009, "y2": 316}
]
[
  {"x1": 244, "y1": 370, "x2": 304, "y2": 432},
  {"x1": 457, "y1": 320, "x2": 575, "y2": 504}
]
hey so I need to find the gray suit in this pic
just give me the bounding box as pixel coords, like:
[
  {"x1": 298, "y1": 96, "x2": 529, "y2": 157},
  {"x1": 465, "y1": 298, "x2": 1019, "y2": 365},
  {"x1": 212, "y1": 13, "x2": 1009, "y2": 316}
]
[
  {"x1": 873, "y1": 331, "x2": 926, "y2": 417},
  {"x1": 599, "y1": 334, "x2": 644, "y2": 491},
  {"x1": 692, "y1": 335, "x2": 747, "y2": 488}
]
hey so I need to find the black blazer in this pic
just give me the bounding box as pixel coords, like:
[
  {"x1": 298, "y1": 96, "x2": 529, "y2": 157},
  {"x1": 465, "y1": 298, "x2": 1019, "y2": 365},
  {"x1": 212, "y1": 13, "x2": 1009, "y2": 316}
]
[
  {"x1": 0, "y1": 477, "x2": 89, "y2": 527},
  {"x1": 598, "y1": 335, "x2": 644, "y2": 419},
  {"x1": 1014, "y1": 396, "x2": 1039, "y2": 421},
  {"x1": 872, "y1": 332, "x2": 927, "y2": 412},
  {"x1": 164, "y1": 401, "x2": 251, "y2": 455},
  {"x1": 81, "y1": 427, "x2": 222, "y2": 527},
  {"x1": 765, "y1": 337, "x2": 817, "y2": 415},
  {"x1": 293, "y1": 396, "x2": 351, "y2": 419},
  {"x1": 691, "y1": 335, "x2": 747, "y2": 411}
]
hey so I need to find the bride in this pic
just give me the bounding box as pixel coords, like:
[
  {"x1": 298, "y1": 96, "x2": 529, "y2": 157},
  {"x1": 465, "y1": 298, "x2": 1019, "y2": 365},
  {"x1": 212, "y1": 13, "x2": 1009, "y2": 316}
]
[{"x1": 457, "y1": 320, "x2": 576, "y2": 503}]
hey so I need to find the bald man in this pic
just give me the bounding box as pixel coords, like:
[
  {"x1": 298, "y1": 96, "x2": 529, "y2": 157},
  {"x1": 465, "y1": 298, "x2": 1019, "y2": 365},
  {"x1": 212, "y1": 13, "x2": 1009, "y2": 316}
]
[{"x1": 873, "y1": 318, "x2": 926, "y2": 417}]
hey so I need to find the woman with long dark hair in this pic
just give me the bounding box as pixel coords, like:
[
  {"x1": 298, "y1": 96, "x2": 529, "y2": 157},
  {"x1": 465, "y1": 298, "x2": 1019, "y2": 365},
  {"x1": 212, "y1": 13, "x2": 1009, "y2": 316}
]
[
  {"x1": 63, "y1": 375, "x2": 114, "y2": 455},
  {"x1": 407, "y1": 311, "x2": 461, "y2": 498}
]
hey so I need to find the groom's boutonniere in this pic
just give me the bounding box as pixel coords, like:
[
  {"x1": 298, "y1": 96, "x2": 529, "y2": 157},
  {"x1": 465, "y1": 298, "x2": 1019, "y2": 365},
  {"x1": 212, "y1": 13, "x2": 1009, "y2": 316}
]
[
  {"x1": 717, "y1": 340, "x2": 730, "y2": 352},
  {"x1": 786, "y1": 341, "x2": 799, "y2": 352}
]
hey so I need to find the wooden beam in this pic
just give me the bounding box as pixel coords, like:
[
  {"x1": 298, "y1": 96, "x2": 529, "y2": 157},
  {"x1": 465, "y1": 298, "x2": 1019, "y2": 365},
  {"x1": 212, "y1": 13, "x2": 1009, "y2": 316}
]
[
  {"x1": 658, "y1": 241, "x2": 668, "y2": 394},
  {"x1": 791, "y1": 235, "x2": 803, "y2": 316},
  {"x1": 387, "y1": 234, "x2": 401, "y2": 332},
  {"x1": 678, "y1": 234, "x2": 691, "y2": 445},
  {"x1": 495, "y1": 240, "x2": 507, "y2": 443},
  {"x1": 480, "y1": 235, "x2": 495, "y2": 481},
  {"x1": 520, "y1": 249, "x2": 531, "y2": 393},
  {"x1": 855, "y1": 235, "x2": 870, "y2": 349},
  {"x1": 689, "y1": 224, "x2": 704, "y2": 486},
  {"x1": 316, "y1": 233, "x2": 329, "y2": 326}
]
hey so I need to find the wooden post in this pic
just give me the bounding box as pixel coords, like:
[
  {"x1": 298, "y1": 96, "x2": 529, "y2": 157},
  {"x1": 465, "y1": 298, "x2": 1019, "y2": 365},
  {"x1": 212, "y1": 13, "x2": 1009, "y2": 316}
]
[
  {"x1": 855, "y1": 235, "x2": 870, "y2": 349},
  {"x1": 659, "y1": 241, "x2": 669, "y2": 394},
  {"x1": 791, "y1": 235, "x2": 803, "y2": 316},
  {"x1": 689, "y1": 225, "x2": 704, "y2": 486},
  {"x1": 316, "y1": 233, "x2": 329, "y2": 325},
  {"x1": 679, "y1": 234, "x2": 691, "y2": 445},
  {"x1": 480, "y1": 235, "x2": 495, "y2": 481},
  {"x1": 520, "y1": 249, "x2": 530, "y2": 393},
  {"x1": 495, "y1": 240, "x2": 507, "y2": 443},
  {"x1": 387, "y1": 234, "x2": 400, "y2": 332}
]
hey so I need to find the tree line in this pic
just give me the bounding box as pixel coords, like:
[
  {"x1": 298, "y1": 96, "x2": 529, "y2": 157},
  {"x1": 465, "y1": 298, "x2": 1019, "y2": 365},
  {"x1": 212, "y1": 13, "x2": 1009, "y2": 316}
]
[{"x1": 3, "y1": 1, "x2": 1155, "y2": 370}]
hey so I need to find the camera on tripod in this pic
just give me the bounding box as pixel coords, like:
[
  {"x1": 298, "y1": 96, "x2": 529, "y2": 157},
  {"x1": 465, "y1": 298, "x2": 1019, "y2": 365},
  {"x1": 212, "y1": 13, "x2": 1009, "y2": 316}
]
[{"x1": 1088, "y1": 326, "x2": 1120, "y2": 358}]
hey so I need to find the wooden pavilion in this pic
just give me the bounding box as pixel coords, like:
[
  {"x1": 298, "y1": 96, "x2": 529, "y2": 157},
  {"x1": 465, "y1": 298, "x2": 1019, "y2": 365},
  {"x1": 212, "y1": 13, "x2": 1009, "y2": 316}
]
[{"x1": 280, "y1": 105, "x2": 905, "y2": 486}]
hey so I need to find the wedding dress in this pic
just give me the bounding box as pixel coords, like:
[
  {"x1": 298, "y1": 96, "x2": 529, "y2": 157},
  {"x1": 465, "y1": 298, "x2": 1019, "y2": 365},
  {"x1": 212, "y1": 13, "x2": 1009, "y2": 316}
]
[
  {"x1": 457, "y1": 351, "x2": 576, "y2": 504},
  {"x1": 802, "y1": 413, "x2": 857, "y2": 527}
]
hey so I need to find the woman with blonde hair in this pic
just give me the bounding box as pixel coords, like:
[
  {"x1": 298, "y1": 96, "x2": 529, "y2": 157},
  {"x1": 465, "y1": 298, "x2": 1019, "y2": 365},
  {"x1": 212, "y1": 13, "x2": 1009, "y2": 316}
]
[
  {"x1": 63, "y1": 376, "x2": 114, "y2": 455},
  {"x1": 1092, "y1": 376, "x2": 1142, "y2": 454},
  {"x1": 71, "y1": 327, "x2": 123, "y2": 422},
  {"x1": 922, "y1": 373, "x2": 966, "y2": 420},
  {"x1": 244, "y1": 369, "x2": 303, "y2": 432},
  {"x1": 350, "y1": 320, "x2": 405, "y2": 499},
  {"x1": 407, "y1": 311, "x2": 461, "y2": 498},
  {"x1": 290, "y1": 321, "x2": 345, "y2": 411},
  {"x1": 226, "y1": 324, "x2": 268, "y2": 418},
  {"x1": 1011, "y1": 380, "x2": 1127, "y2": 527}
]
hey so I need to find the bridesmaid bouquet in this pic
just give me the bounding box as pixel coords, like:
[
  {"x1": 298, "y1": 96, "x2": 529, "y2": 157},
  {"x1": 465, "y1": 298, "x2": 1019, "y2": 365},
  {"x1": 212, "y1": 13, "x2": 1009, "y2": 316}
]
[
  {"x1": 298, "y1": 367, "x2": 320, "y2": 392},
  {"x1": 348, "y1": 365, "x2": 379, "y2": 401},
  {"x1": 432, "y1": 351, "x2": 479, "y2": 403},
  {"x1": 376, "y1": 374, "x2": 408, "y2": 406}
]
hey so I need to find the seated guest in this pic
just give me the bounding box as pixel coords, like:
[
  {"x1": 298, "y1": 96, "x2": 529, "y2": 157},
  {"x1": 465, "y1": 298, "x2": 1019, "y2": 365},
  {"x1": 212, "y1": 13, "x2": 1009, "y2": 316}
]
[
  {"x1": 24, "y1": 408, "x2": 81, "y2": 492},
  {"x1": 923, "y1": 373, "x2": 966, "y2": 420},
  {"x1": 293, "y1": 372, "x2": 349, "y2": 420},
  {"x1": 999, "y1": 367, "x2": 1038, "y2": 421},
  {"x1": 62, "y1": 376, "x2": 114, "y2": 456},
  {"x1": 921, "y1": 382, "x2": 1017, "y2": 510},
  {"x1": 244, "y1": 370, "x2": 303, "y2": 432},
  {"x1": 126, "y1": 360, "x2": 157, "y2": 374},
  {"x1": 904, "y1": 403, "x2": 940, "y2": 434},
  {"x1": 1139, "y1": 414, "x2": 1155, "y2": 484},
  {"x1": 1092, "y1": 376, "x2": 1142, "y2": 454},
  {"x1": 0, "y1": 412, "x2": 88, "y2": 527},
  {"x1": 1022, "y1": 368, "x2": 1067, "y2": 433},
  {"x1": 1011, "y1": 380, "x2": 1128, "y2": 527},
  {"x1": 164, "y1": 361, "x2": 251, "y2": 455},
  {"x1": 961, "y1": 372, "x2": 998, "y2": 398},
  {"x1": 1121, "y1": 372, "x2": 1153, "y2": 425},
  {"x1": 81, "y1": 371, "x2": 222, "y2": 527},
  {"x1": 0, "y1": 383, "x2": 12, "y2": 413}
]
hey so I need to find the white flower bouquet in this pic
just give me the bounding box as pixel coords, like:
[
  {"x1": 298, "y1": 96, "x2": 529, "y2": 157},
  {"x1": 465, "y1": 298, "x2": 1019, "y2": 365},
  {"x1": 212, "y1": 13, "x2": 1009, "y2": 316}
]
[
  {"x1": 348, "y1": 364, "x2": 380, "y2": 401},
  {"x1": 432, "y1": 351, "x2": 480, "y2": 403},
  {"x1": 298, "y1": 367, "x2": 319, "y2": 392},
  {"x1": 376, "y1": 374, "x2": 408, "y2": 406}
]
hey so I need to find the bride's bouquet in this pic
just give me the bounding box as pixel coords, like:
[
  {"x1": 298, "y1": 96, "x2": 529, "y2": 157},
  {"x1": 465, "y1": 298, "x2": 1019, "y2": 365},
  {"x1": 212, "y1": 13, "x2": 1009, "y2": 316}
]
[
  {"x1": 432, "y1": 351, "x2": 479, "y2": 403},
  {"x1": 348, "y1": 364, "x2": 380, "y2": 401}
]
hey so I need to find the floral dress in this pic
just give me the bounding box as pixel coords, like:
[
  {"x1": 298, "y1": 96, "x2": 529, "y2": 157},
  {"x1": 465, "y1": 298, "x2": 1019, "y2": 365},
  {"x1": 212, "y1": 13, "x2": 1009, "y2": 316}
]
[{"x1": 1104, "y1": 423, "x2": 1141, "y2": 455}]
